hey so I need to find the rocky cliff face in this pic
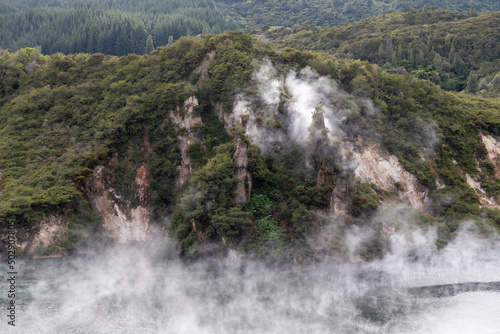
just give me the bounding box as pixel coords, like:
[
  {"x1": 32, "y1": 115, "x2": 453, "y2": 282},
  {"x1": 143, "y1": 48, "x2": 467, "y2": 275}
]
[
  {"x1": 332, "y1": 173, "x2": 355, "y2": 213},
  {"x1": 338, "y1": 139, "x2": 429, "y2": 211},
  {"x1": 0, "y1": 214, "x2": 67, "y2": 258},
  {"x1": 234, "y1": 138, "x2": 252, "y2": 203},
  {"x1": 463, "y1": 133, "x2": 500, "y2": 209},
  {"x1": 170, "y1": 96, "x2": 202, "y2": 187},
  {"x1": 465, "y1": 174, "x2": 500, "y2": 209},
  {"x1": 480, "y1": 133, "x2": 500, "y2": 178},
  {"x1": 213, "y1": 101, "x2": 237, "y2": 134},
  {"x1": 86, "y1": 153, "x2": 151, "y2": 243},
  {"x1": 27, "y1": 215, "x2": 67, "y2": 254}
]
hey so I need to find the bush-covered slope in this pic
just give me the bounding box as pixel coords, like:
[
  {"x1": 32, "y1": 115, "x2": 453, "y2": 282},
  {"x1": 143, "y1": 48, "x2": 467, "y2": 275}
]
[
  {"x1": 1, "y1": 32, "x2": 499, "y2": 260},
  {"x1": 217, "y1": 0, "x2": 499, "y2": 28},
  {"x1": 259, "y1": 8, "x2": 500, "y2": 94}
]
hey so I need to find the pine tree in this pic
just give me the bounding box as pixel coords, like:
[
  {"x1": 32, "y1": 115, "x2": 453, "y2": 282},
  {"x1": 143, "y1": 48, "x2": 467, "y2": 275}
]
[
  {"x1": 417, "y1": 50, "x2": 425, "y2": 67},
  {"x1": 385, "y1": 35, "x2": 393, "y2": 57},
  {"x1": 145, "y1": 34, "x2": 154, "y2": 54},
  {"x1": 432, "y1": 53, "x2": 442, "y2": 71},
  {"x1": 465, "y1": 70, "x2": 478, "y2": 93},
  {"x1": 408, "y1": 49, "x2": 415, "y2": 67},
  {"x1": 469, "y1": 7, "x2": 478, "y2": 17}
]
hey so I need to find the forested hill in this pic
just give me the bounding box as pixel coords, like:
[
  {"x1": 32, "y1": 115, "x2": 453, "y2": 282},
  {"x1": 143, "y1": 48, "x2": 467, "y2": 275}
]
[
  {"x1": 0, "y1": 0, "x2": 235, "y2": 56},
  {"x1": 218, "y1": 0, "x2": 500, "y2": 28},
  {"x1": 1, "y1": 32, "x2": 500, "y2": 261},
  {"x1": 258, "y1": 9, "x2": 500, "y2": 94},
  {"x1": 1, "y1": 0, "x2": 499, "y2": 56}
]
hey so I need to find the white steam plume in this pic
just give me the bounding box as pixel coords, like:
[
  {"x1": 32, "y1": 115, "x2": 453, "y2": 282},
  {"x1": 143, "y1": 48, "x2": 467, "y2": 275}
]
[{"x1": 235, "y1": 59, "x2": 363, "y2": 151}]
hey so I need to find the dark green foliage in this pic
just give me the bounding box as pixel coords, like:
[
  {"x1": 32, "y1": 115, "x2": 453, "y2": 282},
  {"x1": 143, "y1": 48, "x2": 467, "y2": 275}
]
[
  {"x1": 195, "y1": 144, "x2": 237, "y2": 205},
  {"x1": 64, "y1": 202, "x2": 111, "y2": 253},
  {"x1": 211, "y1": 207, "x2": 251, "y2": 245},
  {"x1": 0, "y1": 0, "x2": 235, "y2": 56},
  {"x1": 196, "y1": 103, "x2": 232, "y2": 152},
  {"x1": 186, "y1": 142, "x2": 206, "y2": 169},
  {"x1": 219, "y1": 0, "x2": 499, "y2": 28},
  {"x1": 351, "y1": 182, "x2": 380, "y2": 217},
  {"x1": 246, "y1": 215, "x2": 289, "y2": 260},
  {"x1": 261, "y1": 9, "x2": 500, "y2": 93},
  {"x1": 202, "y1": 32, "x2": 255, "y2": 109}
]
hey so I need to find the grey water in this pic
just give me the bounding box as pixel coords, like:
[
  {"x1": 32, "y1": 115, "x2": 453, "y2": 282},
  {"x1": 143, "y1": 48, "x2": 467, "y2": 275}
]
[{"x1": 1, "y1": 237, "x2": 499, "y2": 334}]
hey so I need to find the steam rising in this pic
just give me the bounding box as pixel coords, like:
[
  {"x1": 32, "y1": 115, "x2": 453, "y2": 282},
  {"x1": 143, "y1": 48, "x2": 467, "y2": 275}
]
[
  {"x1": 285, "y1": 67, "x2": 342, "y2": 143},
  {"x1": 2, "y1": 220, "x2": 499, "y2": 333},
  {"x1": 238, "y1": 59, "x2": 359, "y2": 150},
  {"x1": 0, "y1": 59, "x2": 495, "y2": 334}
]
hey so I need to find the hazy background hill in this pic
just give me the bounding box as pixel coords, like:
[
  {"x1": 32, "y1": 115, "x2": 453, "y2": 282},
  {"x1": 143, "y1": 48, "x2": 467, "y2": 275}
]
[
  {"x1": 218, "y1": 0, "x2": 500, "y2": 27},
  {"x1": 1, "y1": 0, "x2": 499, "y2": 57},
  {"x1": 0, "y1": 0, "x2": 235, "y2": 55},
  {"x1": 257, "y1": 9, "x2": 500, "y2": 94}
]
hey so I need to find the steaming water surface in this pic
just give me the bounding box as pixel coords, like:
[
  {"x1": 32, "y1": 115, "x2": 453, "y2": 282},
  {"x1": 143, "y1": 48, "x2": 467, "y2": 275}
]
[{"x1": 1, "y1": 239, "x2": 499, "y2": 334}]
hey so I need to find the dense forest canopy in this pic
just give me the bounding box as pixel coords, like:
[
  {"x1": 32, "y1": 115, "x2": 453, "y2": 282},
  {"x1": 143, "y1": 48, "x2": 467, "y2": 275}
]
[
  {"x1": 257, "y1": 9, "x2": 500, "y2": 95},
  {"x1": 0, "y1": 0, "x2": 235, "y2": 55},
  {"x1": 218, "y1": 0, "x2": 500, "y2": 28},
  {"x1": 1, "y1": 0, "x2": 499, "y2": 56}
]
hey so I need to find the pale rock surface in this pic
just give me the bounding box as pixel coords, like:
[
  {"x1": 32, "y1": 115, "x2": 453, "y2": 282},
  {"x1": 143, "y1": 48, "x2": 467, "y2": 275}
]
[
  {"x1": 87, "y1": 154, "x2": 151, "y2": 243},
  {"x1": 28, "y1": 215, "x2": 67, "y2": 254},
  {"x1": 234, "y1": 138, "x2": 252, "y2": 203},
  {"x1": 170, "y1": 96, "x2": 202, "y2": 187},
  {"x1": 466, "y1": 173, "x2": 500, "y2": 209},
  {"x1": 342, "y1": 140, "x2": 428, "y2": 211}
]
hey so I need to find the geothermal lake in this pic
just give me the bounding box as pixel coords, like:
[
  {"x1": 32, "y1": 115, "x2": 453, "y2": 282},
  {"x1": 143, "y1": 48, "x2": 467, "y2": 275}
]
[{"x1": 1, "y1": 234, "x2": 499, "y2": 334}]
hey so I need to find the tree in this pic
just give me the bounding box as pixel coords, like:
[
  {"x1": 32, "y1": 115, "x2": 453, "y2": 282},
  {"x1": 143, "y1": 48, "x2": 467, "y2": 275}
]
[
  {"x1": 167, "y1": 35, "x2": 174, "y2": 47},
  {"x1": 417, "y1": 49, "x2": 425, "y2": 67},
  {"x1": 465, "y1": 70, "x2": 478, "y2": 93},
  {"x1": 432, "y1": 53, "x2": 442, "y2": 71},
  {"x1": 145, "y1": 34, "x2": 154, "y2": 54}
]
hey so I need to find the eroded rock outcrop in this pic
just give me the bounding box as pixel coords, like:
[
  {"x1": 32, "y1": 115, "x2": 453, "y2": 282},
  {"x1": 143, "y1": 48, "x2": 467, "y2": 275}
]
[
  {"x1": 170, "y1": 96, "x2": 202, "y2": 187},
  {"x1": 86, "y1": 154, "x2": 151, "y2": 242},
  {"x1": 234, "y1": 138, "x2": 252, "y2": 203},
  {"x1": 480, "y1": 133, "x2": 500, "y2": 177},
  {"x1": 213, "y1": 101, "x2": 236, "y2": 134},
  {"x1": 0, "y1": 214, "x2": 67, "y2": 258},
  {"x1": 193, "y1": 50, "x2": 216, "y2": 82},
  {"x1": 332, "y1": 173, "x2": 355, "y2": 213},
  {"x1": 460, "y1": 133, "x2": 500, "y2": 209},
  {"x1": 466, "y1": 173, "x2": 500, "y2": 209},
  {"x1": 27, "y1": 215, "x2": 67, "y2": 254},
  {"x1": 342, "y1": 140, "x2": 428, "y2": 211}
]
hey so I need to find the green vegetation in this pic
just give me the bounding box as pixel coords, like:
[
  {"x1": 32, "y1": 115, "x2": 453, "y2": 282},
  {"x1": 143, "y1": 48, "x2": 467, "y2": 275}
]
[
  {"x1": 1, "y1": 27, "x2": 500, "y2": 261},
  {"x1": 2, "y1": 0, "x2": 499, "y2": 58},
  {"x1": 219, "y1": 0, "x2": 499, "y2": 28},
  {"x1": 259, "y1": 9, "x2": 500, "y2": 94},
  {"x1": 0, "y1": 0, "x2": 235, "y2": 55}
]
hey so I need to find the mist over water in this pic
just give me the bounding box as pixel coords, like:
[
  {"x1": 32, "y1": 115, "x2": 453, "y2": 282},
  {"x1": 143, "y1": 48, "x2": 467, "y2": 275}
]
[{"x1": 1, "y1": 227, "x2": 499, "y2": 334}]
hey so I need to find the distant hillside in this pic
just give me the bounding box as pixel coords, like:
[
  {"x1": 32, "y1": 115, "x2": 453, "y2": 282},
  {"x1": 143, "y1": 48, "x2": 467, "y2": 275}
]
[
  {"x1": 258, "y1": 9, "x2": 500, "y2": 94},
  {"x1": 1, "y1": 0, "x2": 499, "y2": 56},
  {"x1": 216, "y1": 0, "x2": 500, "y2": 28},
  {"x1": 0, "y1": 0, "x2": 235, "y2": 56}
]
